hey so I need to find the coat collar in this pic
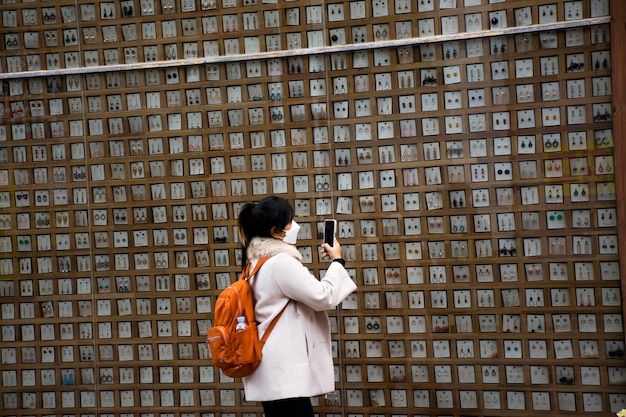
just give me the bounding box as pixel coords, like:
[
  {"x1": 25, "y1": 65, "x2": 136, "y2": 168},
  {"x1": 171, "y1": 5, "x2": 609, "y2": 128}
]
[{"x1": 246, "y1": 237, "x2": 302, "y2": 261}]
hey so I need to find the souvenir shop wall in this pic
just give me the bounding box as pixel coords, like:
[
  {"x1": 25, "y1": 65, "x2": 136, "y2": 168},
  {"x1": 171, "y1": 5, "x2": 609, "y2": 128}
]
[{"x1": 1, "y1": 0, "x2": 625, "y2": 416}]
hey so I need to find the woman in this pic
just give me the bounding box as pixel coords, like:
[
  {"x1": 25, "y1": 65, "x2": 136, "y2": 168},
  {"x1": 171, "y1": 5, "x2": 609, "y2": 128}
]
[{"x1": 237, "y1": 196, "x2": 357, "y2": 417}]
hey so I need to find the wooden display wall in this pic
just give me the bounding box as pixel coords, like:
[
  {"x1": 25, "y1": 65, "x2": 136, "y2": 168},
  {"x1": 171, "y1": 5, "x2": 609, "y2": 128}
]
[{"x1": 1, "y1": 0, "x2": 625, "y2": 416}]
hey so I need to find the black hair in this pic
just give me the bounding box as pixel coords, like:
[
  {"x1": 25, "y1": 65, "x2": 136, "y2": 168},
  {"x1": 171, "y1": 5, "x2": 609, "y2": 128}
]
[{"x1": 237, "y1": 196, "x2": 293, "y2": 265}]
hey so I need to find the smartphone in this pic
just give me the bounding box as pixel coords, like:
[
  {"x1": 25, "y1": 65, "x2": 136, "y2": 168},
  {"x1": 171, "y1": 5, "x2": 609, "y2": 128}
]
[{"x1": 323, "y1": 219, "x2": 337, "y2": 246}]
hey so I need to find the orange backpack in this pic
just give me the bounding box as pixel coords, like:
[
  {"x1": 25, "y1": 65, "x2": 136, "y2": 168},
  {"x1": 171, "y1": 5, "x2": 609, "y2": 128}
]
[{"x1": 206, "y1": 256, "x2": 287, "y2": 378}]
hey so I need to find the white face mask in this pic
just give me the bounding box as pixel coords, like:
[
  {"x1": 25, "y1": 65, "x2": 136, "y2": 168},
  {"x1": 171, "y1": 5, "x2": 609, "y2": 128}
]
[{"x1": 282, "y1": 220, "x2": 300, "y2": 245}]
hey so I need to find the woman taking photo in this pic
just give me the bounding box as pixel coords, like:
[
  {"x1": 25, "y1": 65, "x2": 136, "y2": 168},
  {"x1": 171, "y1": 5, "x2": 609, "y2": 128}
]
[{"x1": 237, "y1": 196, "x2": 357, "y2": 417}]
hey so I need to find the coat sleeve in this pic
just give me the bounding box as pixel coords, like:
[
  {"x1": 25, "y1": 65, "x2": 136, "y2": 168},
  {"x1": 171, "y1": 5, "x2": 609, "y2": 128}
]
[{"x1": 270, "y1": 253, "x2": 357, "y2": 311}]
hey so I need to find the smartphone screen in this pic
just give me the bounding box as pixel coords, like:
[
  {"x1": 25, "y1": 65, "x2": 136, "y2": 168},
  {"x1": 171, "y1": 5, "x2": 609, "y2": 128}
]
[{"x1": 323, "y1": 219, "x2": 336, "y2": 246}]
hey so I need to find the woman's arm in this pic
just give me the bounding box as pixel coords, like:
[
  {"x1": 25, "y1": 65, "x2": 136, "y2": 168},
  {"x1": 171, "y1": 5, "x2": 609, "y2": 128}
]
[{"x1": 271, "y1": 253, "x2": 357, "y2": 311}]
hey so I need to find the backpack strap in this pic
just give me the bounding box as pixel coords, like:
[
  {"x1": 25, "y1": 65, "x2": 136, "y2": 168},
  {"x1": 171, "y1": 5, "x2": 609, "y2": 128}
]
[
  {"x1": 259, "y1": 301, "x2": 289, "y2": 346},
  {"x1": 242, "y1": 255, "x2": 289, "y2": 346},
  {"x1": 242, "y1": 256, "x2": 271, "y2": 281}
]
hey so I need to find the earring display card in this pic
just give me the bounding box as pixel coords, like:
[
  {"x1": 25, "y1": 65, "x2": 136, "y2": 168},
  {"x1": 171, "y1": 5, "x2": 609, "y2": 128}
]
[{"x1": 0, "y1": 0, "x2": 622, "y2": 415}]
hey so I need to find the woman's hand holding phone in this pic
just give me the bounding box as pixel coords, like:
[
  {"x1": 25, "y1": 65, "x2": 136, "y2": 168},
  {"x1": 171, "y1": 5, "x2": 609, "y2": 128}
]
[{"x1": 321, "y1": 219, "x2": 342, "y2": 259}]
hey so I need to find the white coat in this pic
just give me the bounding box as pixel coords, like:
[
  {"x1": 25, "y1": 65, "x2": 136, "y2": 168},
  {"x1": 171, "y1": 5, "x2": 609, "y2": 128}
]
[{"x1": 241, "y1": 237, "x2": 357, "y2": 402}]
